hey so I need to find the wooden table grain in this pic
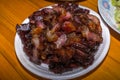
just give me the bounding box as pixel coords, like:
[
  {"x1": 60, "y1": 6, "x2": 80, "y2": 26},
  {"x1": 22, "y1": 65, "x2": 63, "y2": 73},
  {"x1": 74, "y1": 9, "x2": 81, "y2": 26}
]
[{"x1": 0, "y1": 0, "x2": 120, "y2": 80}]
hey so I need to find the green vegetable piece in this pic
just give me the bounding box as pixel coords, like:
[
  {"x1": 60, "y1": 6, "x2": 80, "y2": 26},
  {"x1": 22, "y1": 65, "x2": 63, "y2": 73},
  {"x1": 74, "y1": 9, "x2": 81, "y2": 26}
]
[
  {"x1": 111, "y1": 0, "x2": 117, "y2": 6},
  {"x1": 111, "y1": 0, "x2": 120, "y2": 6},
  {"x1": 115, "y1": 10, "x2": 120, "y2": 22}
]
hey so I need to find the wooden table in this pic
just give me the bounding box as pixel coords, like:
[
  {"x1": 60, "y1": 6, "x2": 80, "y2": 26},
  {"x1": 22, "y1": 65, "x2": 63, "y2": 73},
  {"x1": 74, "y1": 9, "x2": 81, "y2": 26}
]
[{"x1": 0, "y1": 0, "x2": 120, "y2": 80}]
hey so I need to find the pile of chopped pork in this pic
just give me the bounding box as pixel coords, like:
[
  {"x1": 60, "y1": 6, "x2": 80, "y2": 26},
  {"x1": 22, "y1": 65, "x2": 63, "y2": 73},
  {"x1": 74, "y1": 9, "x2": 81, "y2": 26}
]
[{"x1": 16, "y1": 2, "x2": 103, "y2": 73}]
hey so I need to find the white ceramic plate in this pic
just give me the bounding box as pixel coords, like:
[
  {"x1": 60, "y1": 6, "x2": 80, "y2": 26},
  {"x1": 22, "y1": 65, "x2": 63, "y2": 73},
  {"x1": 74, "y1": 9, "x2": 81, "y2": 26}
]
[
  {"x1": 98, "y1": 0, "x2": 120, "y2": 34},
  {"x1": 14, "y1": 5, "x2": 110, "y2": 80}
]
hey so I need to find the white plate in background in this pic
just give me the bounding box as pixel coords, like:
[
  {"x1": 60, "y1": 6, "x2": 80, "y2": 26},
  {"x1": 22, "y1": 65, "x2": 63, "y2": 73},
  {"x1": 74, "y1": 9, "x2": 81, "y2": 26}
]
[{"x1": 98, "y1": 0, "x2": 120, "y2": 34}]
